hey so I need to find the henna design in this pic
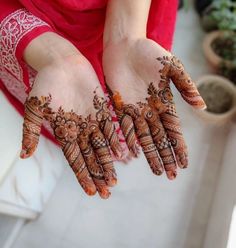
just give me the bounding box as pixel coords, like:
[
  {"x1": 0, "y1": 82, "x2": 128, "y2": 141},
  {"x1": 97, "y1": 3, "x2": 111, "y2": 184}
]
[
  {"x1": 21, "y1": 91, "x2": 119, "y2": 198},
  {"x1": 139, "y1": 103, "x2": 177, "y2": 179},
  {"x1": 77, "y1": 122, "x2": 110, "y2": 199},
  {"x1": 90, "y1": 123, "x2": 117, "y2": 186},
  {"x1": 157, "y1": 56, "x2": 206, "y2": 109},
  {"x1": 112, "y1": 91, "x2": 140, "y2": 157},
  {"x1": 146, "y1": 82, "x2": 168, "y2": 114},
  {"x1": 93, "y1": 90, "x2": 122, "y2": 158},
  {"x1": 146, "y1": 82, "x2": 185, "y2": 173},
  {"x1": 159, "y1": 104, "x2": 188, "y2": 168},
  {"x1": 21, "y1": 96, "x2": 52, "y2": 158},
  {"x1": 156, "y1": 57, "x2": 190, "y2": 168}
]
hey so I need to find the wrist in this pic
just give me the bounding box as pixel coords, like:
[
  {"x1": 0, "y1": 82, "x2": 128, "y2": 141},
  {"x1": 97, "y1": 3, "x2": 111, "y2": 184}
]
[
  {"x1": 23, "y1": 32, "x2": 80, "y2": 71},
  {"x1": 103, "y1": 0, "x2": 151, "y2": 48}
]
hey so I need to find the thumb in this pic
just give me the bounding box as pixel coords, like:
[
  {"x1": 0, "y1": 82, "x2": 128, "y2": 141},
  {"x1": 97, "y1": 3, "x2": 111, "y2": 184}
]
[
  {"x1": 159, "y1": 56, "x2": 206, "y2": 110},
  {"x1": 20, "y1": 96, "x2": 48, "y2": 158}
]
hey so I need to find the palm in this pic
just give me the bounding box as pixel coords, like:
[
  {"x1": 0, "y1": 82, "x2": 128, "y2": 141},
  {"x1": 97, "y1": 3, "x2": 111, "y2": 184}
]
[
  {"x1": 30, "y1": 57, "x2": 100, "y2": 114},
  {"x1": 103, "y1": 38, "x2": 205, "y2": 180}
]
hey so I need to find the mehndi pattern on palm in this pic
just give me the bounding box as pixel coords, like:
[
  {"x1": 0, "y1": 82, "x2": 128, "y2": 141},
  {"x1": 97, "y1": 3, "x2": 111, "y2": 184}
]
[
  {"x1": 21, "y1": 91, "x2": 122, "y2": 199},
  {"x1": 108, "y1": 55, "x2": 206, "y2": 180}
]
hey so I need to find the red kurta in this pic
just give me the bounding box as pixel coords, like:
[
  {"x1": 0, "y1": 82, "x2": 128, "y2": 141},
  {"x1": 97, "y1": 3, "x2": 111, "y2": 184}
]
[{"x1": 0, "y1": 0, "x2": 178, "y2": 144}]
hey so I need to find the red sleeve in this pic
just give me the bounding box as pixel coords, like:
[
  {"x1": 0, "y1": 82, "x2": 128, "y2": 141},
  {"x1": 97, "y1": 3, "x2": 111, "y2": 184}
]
[
  {"x1": 0, "y1": 0, "x2": 54, "y2": 87},
  {"x1": 147, "y1": 0, "x2": 178, "y2": 51},
  {"x1": 0, "y1": 0, "x2": 57, "y2": 144}
]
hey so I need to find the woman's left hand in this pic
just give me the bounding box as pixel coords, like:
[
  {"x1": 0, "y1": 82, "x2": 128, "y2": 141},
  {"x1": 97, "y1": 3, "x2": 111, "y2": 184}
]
[{"x1": 103, "y1": 38, "x2": 206, "y2": 180}]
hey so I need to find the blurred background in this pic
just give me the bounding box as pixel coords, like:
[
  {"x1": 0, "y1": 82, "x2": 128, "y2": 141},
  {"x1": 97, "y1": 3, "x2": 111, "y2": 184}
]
[{"x1": 0, "y1": 0, "x2": 236, "y2": 247}]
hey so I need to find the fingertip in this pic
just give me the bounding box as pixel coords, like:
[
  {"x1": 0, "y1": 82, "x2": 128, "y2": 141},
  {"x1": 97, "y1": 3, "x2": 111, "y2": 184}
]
[
  {"x1": 106, "y1": 177, "x2": 117, "y2": 187},
  {"x1": 98, "y1": 188, "x2": 111, "y2": 199},
  {"x1": 20, "y1": 149, "x2": 29, "y2": 159},
  {"x1": 20, "y1": 147, "x2": 35, "y2": 159},
  {"x1": 177, "y1": 155, "x2": 188, "y2": 169},
  {"x1": 166, "y1": 170, "x2": 177, "y2": 180},
  {"x1": 85, "y1": 186, "x2": 97, "y2": 196},
  {"x1": 192, "y1": 99, "x2": 207, "y2": 110}
]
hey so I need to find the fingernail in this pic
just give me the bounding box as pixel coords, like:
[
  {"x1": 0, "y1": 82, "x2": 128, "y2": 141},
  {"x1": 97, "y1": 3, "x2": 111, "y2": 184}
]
[
  {"x1": 166, "y1": 171, "x2": 177, "y2": 180},
  {"x1": 85, "y1": 186, "x2": 97, "y2": 196},
  {"x1": 153, "y1": 168, "x2": 164, "y2": 176},
  {"x1": 20, "y1": 149, "x2": 29, "y2": 159},
  {"x1": 106, "y1": 177, "x2": 117, "y2": 187},
  {"x1": 98, "y1": 188, "x2": 111, "y2": 199},
  {"x1": 177, "y1": 154, "x2": 188, "y2": 169}
]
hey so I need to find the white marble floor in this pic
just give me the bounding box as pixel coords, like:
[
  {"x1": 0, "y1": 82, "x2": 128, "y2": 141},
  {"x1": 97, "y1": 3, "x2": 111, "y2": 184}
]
[{"x1": 9, "y1": 4, "x2": 231, "y2": 248}]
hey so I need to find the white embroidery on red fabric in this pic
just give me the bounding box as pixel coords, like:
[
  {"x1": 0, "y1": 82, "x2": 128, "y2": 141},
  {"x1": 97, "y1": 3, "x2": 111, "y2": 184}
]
[{"x1": 0, "y1": 8, "x2": 50, "y2": 82}]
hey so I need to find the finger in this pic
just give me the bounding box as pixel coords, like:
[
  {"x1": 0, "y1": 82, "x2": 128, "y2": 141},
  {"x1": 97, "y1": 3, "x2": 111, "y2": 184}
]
[
  {"x1": 93, "y1": 92, "x2": 123, "y2": 158},
  {"x1": 99, "y1": 118, "x2": 123, "y2": 159},
  {"x1": 50, "y1": 107, "x2": 97, "y2": 197},
  {"x1": 158, "y1": 56, "x2": 206, "y2": 109},
  {"x1": 133, "y1": 116, "x2": 164, "y2": 176},
  {"x1": 145, "y1": 109, "x2": 177, "y2": 180},
  {"x1": 160, "y1": 104, "x2": 188, "y2": 169},
  {"x1": 119, "y1": 113, "x2": 140, "y2": 157},
  {"x1": 20, "y1": 96, "x2": 44, "y2": 159},
  {"x1": 62, "y1": 141, "x2": 97, "y2": 196},
  {"x1": 78, "y1": 133, "x2": 111, "y2": 199},
  {"x1": 90, "y1": 125, "x2": 117, "y2": 187}
]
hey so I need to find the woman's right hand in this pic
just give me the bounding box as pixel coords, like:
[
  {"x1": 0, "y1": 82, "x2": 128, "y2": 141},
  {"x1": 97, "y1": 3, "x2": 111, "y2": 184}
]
[{"x1": 20, "y1": 54, "x2": 122, "y2": 199}]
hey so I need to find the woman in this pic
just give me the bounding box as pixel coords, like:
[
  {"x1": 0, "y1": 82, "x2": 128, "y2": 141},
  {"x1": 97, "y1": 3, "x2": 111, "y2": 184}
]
[{"x1": 0, "y1": 0, "x2": 205, "y2": 199}]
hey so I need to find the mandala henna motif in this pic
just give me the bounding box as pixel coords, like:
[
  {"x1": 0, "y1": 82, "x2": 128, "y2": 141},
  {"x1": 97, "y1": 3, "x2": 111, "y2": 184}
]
[{"x1": 21, "y1": 91, "x2": 119, "y2": 198}]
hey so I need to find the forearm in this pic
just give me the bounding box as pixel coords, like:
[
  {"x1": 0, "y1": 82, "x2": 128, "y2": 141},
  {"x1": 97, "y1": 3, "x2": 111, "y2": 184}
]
[
  {"x1": 23, "y1": 32, "x2": 81, "y2": 71},
  {"x1": 103, "y1": 0, "x2": 151, "y2": 47}
]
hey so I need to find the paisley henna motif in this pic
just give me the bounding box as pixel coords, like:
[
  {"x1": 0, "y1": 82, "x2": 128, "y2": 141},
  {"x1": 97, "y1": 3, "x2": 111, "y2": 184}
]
[{"x1": 21, "y1": 91, "x2": 119, "y2": 198}]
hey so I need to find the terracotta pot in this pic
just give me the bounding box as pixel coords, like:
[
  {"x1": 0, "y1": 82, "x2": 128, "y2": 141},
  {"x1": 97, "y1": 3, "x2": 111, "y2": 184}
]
[
  {"x1": 195, "y1": 75, "x2": 236, "y2": 125},
  {"x1": 203, "y1": 31, "x2": 234, "y2": 70}
]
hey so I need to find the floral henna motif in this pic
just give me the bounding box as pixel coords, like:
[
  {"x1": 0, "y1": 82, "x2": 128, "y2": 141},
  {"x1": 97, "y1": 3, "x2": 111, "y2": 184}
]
[
  {"x1": 157, "y1": 56, "x2": 206, "y2": 109},
  {"x1": 109, "y1": 80, "x2": 183, "y2": 179},
  {"x1": 21, "y1": 91, "x2": 119, "y2": 198}
]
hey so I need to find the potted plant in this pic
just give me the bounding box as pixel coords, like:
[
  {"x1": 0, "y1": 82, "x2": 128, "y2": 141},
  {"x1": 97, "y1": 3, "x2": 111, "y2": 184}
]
[
  {"x1": 195, "y1": 0, "x2": 214, "y2": 16},
  {"x1": 201, "y1": 0, "x2": 236, "y2": 32},
  {"x1": 219, "y1": 62, "x2": 236, "y2": 85},
  {"x1": 195, "y1": 75, "x2": 236, "y2": 124},
  {"x1": 203, "y1": 31, "x2": 236, "y2": 72}
]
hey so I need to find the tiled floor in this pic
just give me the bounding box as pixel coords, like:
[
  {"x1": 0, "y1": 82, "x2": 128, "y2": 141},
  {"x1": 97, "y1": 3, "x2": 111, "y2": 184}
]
[{"x1": 8, "y1": 4, "x2": 230, "y2": 248}]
